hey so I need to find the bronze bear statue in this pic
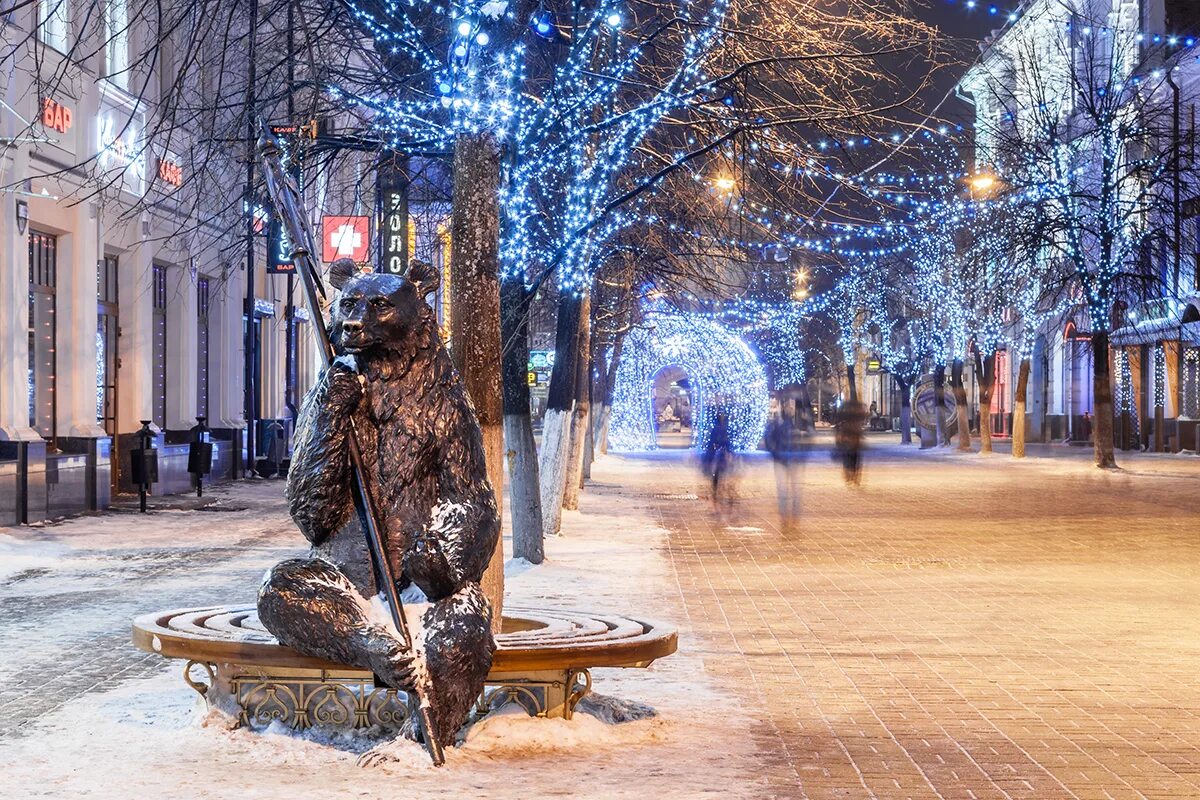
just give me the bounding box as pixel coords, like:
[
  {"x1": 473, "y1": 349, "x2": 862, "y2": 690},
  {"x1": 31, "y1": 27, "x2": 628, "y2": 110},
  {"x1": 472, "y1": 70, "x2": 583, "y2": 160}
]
[{"x1": 257, "y1": 259, "x2": 501, "y2": 748}]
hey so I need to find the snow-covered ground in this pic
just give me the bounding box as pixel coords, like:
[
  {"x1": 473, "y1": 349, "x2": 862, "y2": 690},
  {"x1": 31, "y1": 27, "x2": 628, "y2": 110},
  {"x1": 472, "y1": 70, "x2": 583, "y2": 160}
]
[{"x1": 0, "y1": 459, "x2": 763, "y2": 799}]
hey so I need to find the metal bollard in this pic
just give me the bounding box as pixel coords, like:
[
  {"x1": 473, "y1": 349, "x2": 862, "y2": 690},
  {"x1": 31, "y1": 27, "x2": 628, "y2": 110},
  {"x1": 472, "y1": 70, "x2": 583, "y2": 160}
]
[
  {"x1": 188, "y1": 417, "x2": 214, "y2": 498},
  {"x1": 131, "y1": 421, "x2": 158, "y2": 513}
]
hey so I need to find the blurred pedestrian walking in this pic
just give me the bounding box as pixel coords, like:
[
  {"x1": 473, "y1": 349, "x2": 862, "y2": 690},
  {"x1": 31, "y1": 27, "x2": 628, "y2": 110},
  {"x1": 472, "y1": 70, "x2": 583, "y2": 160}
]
[
  {"x1": 836, "y1": 400, "x2": 867, "y2": 487},
  {"x1": 765, "y1": 400, "x2": 809, "y2": 529},
  {"x1": 701, "y1": 409, "x2": 734, "y2": 514}
]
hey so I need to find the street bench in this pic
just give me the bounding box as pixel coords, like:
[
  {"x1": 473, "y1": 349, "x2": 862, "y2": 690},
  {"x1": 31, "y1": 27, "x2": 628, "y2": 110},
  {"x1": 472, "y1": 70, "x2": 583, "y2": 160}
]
[{"x1": 132, "y1": 604, "x2": 676, "y2": 732}]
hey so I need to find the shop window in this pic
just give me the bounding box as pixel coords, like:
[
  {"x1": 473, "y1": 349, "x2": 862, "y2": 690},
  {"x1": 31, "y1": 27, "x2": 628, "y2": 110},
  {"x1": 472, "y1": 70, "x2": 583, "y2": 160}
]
[
  {"x1": 152, "y1": 264, "x2": 168, "y2": 429},
  {"x1": 197, "y1": 276, "x2": 210, "y2": 419},
  {"x1": 28, "y1": 232, "x2": 57, "y2": 440},
  {"x1": 97, "y1": 255, "x2": 119, "y2": 434}
]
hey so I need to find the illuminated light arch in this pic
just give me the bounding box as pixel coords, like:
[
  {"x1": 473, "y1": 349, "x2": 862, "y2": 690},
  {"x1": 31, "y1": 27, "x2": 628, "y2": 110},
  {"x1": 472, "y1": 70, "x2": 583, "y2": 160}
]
[{"x1": 609, "y1": 312, "x2": 770, "y2": 452}]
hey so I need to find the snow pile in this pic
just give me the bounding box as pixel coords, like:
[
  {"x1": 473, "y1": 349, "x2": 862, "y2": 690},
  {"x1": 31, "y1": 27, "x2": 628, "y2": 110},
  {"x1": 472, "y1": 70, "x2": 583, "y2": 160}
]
[
  {"x1": 463, "y1": 702, "x2": 663, "y2": 755},
  {"x1": 0, "y1": 533, "x2": 72, "y2": 581}
]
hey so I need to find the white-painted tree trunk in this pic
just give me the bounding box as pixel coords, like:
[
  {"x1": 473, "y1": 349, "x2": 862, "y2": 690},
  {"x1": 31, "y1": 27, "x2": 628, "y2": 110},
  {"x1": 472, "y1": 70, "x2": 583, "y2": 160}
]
[
  {"x1": 538, "y1": 406, "x2": 573, "y2": 537},
  {"x1": 505, "y1": 413, "x2": 543, "y2": 562},
  {"x1": 562, "y1": 404, "x2": 589, "y2": 509},
  {"x1": 594, "y1": 404, "x2": 612, "y2": 455},
  {"x1": 562, "y1": 293, "x2": 591, "y2": 510}
]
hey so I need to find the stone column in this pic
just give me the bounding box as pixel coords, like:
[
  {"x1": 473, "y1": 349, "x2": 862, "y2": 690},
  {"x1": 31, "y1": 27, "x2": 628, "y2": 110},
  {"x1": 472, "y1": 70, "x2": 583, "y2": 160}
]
[
  {"x1": 0, "y1": 151, "x2": 40, "y2": 443},
  {"x1": 117, "y1": 226, "x2": 156, "y2": 433},
  {"x1": 212, "y1": 264, "x2": 246, "y2": 431},
  {"x1": 165, "y1": 260, "x2": 198, "y2": 432},
  {"x1": 56, "y1": 201, "x2": 107, "y2": 440}
]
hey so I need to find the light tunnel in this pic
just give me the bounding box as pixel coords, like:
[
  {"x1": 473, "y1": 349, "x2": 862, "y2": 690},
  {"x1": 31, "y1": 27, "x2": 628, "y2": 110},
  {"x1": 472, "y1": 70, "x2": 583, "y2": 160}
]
[{"x1": 608, "y1": 313, "x2": 770, "y2": 452}]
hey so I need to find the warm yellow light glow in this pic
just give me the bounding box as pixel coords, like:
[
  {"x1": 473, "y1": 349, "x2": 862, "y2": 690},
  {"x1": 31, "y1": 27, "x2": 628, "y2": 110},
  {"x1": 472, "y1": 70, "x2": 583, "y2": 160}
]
[
  {"x1": 969, "y1": 174, "x2": 997, "y2": 193},
  {"x1": 713, "y1": 176, "x2": 736, "y2": 192}
]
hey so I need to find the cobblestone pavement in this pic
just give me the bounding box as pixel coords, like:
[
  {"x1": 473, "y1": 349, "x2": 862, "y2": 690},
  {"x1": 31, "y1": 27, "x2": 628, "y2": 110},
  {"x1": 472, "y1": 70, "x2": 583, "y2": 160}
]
[
  {"x1": 615, "y1": 437, "x2": 1200, "y2": 800},
  {"x1": 0, "y1": 482, "x2": 298, "y2": 738}
]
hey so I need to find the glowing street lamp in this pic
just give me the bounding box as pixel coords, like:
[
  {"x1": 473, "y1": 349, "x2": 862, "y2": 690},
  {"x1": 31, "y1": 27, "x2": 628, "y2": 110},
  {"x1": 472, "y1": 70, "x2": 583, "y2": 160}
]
[
  {"x1": 967, "y1": 171, "x2": 1004, "y2": 198},
  {"x1": 713, "y1": 176, "x2": 736, "y2": 192}
]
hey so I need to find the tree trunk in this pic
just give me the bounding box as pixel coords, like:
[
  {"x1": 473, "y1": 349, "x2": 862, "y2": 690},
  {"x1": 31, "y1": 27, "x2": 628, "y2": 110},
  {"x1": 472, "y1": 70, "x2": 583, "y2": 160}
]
[
  {"x1": 897, "y1": 376, "x2": 912, "y2": 444},
  {"x1": 450, "y1": 131, "x2": 505, "y2": 629},
  {"x1": 538, "y1": 292, "x2": 581, "y2": 537},
  {"x1": 562, "y1": 291, "x2": 591, "y2": 511},
  {"x1": 595, "y1": 325, "x2": 627, "y2": 455},
  {"x1": 1092, "y1": 330, "x2": 1118, "y2": 468},
  {"x1": 582, "y1": 407, "x2": 594, "y2": 480},
  {"x1": 950, "y1": 358, "x2": 972, "y2": 452},
  {"x1": 974, "y1": 351, "x2": 996, "y2": 455},
  {"x1": 582, "y1": 326, "x2": 598, "y2": 479},
  {"x1": 594, "y1": 405, "x2": 612, "y2": 455},
  {"x1": 846, "y1": 363, "x2": 858, "y2": 403},
  {"x1": 933, "y1": 364, "x2": 949, "y2": 446},
  {"x1": 500, "y1": 278, "x2": 543, "y2": 564},
  {"x1": 1013, "y1": 357, "x2": 1030, "y2": 459}
]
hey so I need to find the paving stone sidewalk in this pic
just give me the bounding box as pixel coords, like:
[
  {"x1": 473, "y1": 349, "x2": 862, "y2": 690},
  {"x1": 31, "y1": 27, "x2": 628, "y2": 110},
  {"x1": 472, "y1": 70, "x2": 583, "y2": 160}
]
[{"x1": 618, "y1": 442, "x2": 1200, "y2": 800}]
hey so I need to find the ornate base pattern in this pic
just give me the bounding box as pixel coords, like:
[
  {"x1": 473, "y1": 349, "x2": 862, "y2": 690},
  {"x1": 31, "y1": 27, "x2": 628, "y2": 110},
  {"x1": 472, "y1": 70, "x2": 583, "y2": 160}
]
[{"x1": 186, "y1": 660, "x2": 592, "y2": 732}]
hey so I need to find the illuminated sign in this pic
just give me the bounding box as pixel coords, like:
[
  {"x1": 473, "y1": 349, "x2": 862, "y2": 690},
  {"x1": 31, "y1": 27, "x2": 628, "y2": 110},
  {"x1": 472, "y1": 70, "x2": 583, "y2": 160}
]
[
  {"x1": 41, "y1": 98, "x2": 72, "y2": 133},
  {"x1": 381, "y1": 190, "x2": 407, "y2": 274},
  {"x1": 322, "y1": 216, "x2": 371, "y2": 263},
  {"x1": 267, "y1": 214, "x2": 294, "y2": 274},
  {"x1": 156, "y1": 157, "x2": 182, "y2": 187},
  {"x1": 97, "y1": 113, "x2": 145, "y2": 194}
]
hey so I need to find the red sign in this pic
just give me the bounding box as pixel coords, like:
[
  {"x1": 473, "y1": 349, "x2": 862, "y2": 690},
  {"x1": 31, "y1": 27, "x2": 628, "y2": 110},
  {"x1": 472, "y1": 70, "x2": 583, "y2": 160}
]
[
  {"x1": 157, "y1": 157, "x2": 183, "y2": 187},
  {"x1": 41, "y1": 98, "x2": 72, "y2": 133},
  {"x1": 322, "y1": 216, "x2": 371, "y2": 262}
]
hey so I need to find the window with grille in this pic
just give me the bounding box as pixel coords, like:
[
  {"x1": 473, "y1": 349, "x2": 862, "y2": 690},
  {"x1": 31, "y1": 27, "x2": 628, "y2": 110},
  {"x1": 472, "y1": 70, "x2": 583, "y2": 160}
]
[
  {"x1": 152, "y1": 264, "x2": 168, "y2": 429},
  {"x1": 28, "y1": 232, "x2": 57, "y2": 439},
  {"x1": 197, "y1": 276, "x2": 210, "y2": 420},
  {"x1": 1184, "y1": 349, "x2": 1200, "y2": 420},
  {"x1": 97, "y1": 256, "x2": 119, "y2": 433}
]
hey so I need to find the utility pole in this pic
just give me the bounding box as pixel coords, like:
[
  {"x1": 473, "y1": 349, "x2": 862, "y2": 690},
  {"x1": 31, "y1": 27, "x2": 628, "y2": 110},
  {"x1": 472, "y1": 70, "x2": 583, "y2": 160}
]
[
  {"x1": 284, "y1": 2, "x2": 298, "y2": 438},
  {"x1": 243, "y1": 0, "x2": 259, "y2": 477}
]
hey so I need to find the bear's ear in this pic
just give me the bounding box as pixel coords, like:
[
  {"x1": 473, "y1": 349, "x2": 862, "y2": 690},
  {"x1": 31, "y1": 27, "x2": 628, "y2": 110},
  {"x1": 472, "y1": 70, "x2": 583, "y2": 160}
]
[
  {"x1": 327, "y1": 258, "x2": 359, "y2": 291},
  {"x1": 407, "y1": 258, "x2": 440, "y2": 299}
]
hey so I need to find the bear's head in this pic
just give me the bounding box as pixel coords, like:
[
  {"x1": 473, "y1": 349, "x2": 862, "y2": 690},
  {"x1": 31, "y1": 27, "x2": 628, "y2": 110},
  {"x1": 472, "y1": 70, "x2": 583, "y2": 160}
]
[{"x1": 328, "y1": 260, "x2": 440, "y2": 358}]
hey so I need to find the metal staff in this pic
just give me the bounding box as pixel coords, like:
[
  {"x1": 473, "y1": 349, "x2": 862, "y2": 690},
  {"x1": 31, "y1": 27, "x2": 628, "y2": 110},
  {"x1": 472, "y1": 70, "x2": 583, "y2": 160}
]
[{"x1": 257, "y1": 124, "x2": 445, "y2": 766}]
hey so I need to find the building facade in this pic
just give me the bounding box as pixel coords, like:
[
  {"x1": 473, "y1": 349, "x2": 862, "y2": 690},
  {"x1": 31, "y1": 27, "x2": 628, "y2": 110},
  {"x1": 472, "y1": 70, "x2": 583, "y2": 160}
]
[
  {"x1": 957, "y1": 0, "x2": 1200, "y2": 451},
  {"x1": 0, "y1": 0, "x2": 454, "y2": 523}
]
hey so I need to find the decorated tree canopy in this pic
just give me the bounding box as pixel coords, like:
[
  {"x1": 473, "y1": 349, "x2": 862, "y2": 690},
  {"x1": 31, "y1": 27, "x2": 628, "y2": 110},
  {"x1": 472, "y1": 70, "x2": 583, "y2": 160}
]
[{"x1": 609, "y1": 311, "x2": 769, "y2": 452}]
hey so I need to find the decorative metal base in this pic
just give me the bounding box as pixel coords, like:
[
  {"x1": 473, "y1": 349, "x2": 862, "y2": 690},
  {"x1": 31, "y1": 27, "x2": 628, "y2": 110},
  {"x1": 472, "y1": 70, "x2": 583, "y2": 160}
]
[{"x1": 185, "y1": 661, "x2": 592, "y2": 733}]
